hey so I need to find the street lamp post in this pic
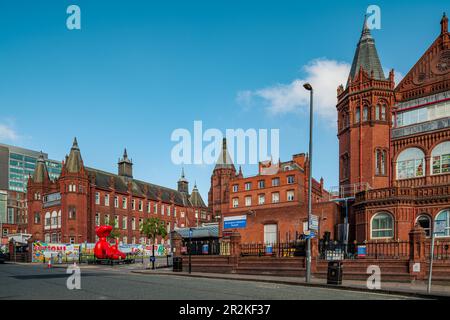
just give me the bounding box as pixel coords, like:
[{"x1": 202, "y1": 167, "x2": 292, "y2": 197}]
[
  {"x1": 303, "y1": 83, "x2": 313, "y2": 283},
  {"x1": 188, "y1": 227, "x2": 193, "y2": 274}
]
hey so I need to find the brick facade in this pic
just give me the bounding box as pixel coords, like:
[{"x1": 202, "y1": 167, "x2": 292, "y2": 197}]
[
  {"x1": 338, "y1": 14, "x2": 450, "y2": 242},
  {"x1": 209, "y1": 141, "x2": 338, "y2": 243},
  {"x1": 27, "y1": 139, "x2": 210, "y2": 245}
]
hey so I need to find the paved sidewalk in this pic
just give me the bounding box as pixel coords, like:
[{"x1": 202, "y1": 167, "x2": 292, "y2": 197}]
[{"x1": 131, "y1": 268, "x2": 450, "y2": 299}]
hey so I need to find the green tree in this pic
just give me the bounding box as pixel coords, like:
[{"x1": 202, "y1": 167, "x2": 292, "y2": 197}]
[{"x1": 140, "y1": 217, "x2": 168, "y2": 269}]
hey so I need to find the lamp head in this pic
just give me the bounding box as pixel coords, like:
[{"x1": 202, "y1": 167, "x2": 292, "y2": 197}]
[{"x1": 303, "y1": 83, "x2": 313, "y2": 91}]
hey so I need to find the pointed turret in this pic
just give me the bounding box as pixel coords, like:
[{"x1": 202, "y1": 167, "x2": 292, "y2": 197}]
[
  {"x1": 347, "y1": 15, "x2": 385, "y2": 86},
  {"x1": 189, "y1": 182, "x2": 206, "y2": 208},
  {"x1": 214, "y1": 138, "x2": 235, "y2": 170},
  {"x1": 118, "y1": 148, "x2": 133, "y2": 178},
  {"x1": 66, "y1": 137, "x2": 84, "y2": 173},
  {"x1": 177, "y1": 167, "x2": 189, "y2": 194},
  {"x1": 32, "y1": 152, "x2": 50, "y2": 183},
  {"x1": 441, "y1": 12, "x2": 448, "y2": 35}
]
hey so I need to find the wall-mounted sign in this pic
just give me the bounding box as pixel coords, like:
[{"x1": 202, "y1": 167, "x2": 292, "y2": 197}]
[
  {"x1": 223, "y1": 215, "x2": 247, "y2": 229},
  {"x1": 357, "y1": 245, "x2": 367, "y2": 258}
]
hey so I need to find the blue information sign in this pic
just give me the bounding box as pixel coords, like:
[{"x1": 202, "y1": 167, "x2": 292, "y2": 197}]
[{"x1": 223, "y1": 215, "x2": 247, "y2": 229}]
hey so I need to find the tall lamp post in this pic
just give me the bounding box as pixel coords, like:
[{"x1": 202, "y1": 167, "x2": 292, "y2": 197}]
[{"x1": 303, "y1": 83, "x2": 313, "y2": 283}]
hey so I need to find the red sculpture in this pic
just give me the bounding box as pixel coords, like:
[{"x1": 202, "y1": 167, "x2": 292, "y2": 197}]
[{"x1": 94, "y1": 225, "x2": 126, "y2": 260}]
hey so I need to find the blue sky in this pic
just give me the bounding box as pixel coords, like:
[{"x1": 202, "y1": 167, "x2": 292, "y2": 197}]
[{"x1": 0, "y1": 0, "x2": 448, "y2": 199}]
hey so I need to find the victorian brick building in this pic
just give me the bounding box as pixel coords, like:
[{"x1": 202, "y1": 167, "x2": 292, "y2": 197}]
[
  {"x1": 337, "y1": 14, "x2": 450, "y2": 242},
  {"x1": 27, "y1": 138, "x2": 209, "y2": 244},
  {"x1": 209, "y1": 139, "x2": 338, "y2": 243}
]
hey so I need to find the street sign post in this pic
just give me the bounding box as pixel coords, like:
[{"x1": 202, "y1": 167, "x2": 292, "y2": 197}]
[
  {"x1": 309, "y1": 215, "x2": 319, "y2": 231},
  {"x1": 188, "y1": 228, "x2": 193, "y2": 274}
]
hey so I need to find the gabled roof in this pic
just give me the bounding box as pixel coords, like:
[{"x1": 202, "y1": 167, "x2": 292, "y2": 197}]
[
  {"x1": 347, "y1": 17, "x2": 386, "y2": 86},
  {"x1": 395, "y1": 13, "x2": 450, "y2": 100}
]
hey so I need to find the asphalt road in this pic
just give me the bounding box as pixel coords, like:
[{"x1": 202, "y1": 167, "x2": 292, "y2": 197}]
[{"x1": 0, "y1": 262, "x2": 419, "y2": 300}]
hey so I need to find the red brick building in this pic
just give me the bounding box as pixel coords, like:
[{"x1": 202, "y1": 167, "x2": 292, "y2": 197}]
[
  {"x1": 337, "y1": 14, "x2": 450, "y2": 242},
  {"x1": 209, "y1": 139, "x2": 338, "y2": 243},
  {"x1": 27, "y1": 138, "x2": 210, "y2": 245}
]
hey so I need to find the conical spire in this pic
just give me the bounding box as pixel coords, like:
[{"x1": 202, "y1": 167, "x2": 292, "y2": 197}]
[
  {"x1": 32, "y1": 152, "x2": 49, "y2": 183},
  {"x1": 66, "y1": 137, "x2": 83, "y2": 173},
  {"x1": 178, "y1": 167, "x2": 188, "y2": 182},
  {"x1": 189, "y1": 182, "x2": 206, "y2": 208},
  {"x1": 214, "y1": 138, "x2": 235, "y2": 170},
  {"x1": 441, "y1": 12, "x2": 448, "y2": 35},
  {"x1": 347, "y1": 15, "x2": 386, "y2": 86}
]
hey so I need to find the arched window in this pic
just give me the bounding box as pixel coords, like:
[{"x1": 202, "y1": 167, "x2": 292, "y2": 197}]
[
  {"x1": 435, "y1": 209, "x2": 450, "y2": 238},
  {"x1": 375, "y1": 105, "x2": 380, "y2": 120},
  {"x1": 355, "y1": 107, "x2": 360, "y2": 123},
  {"x1": 416, "y1": 215, "x2": 431, "y2": 237},
  {"x1": 381, "y1": 104, "x2": 386, "y2": 120},
  {"x1": 431, "y1": 141, "x2": 450, "y2": 175},
  {"x1": 396, "y1": 148, "x2": 425, "y2": 179},
  {"x1": 45, "y1": 212, "x2": 51, "y2": 227},
  {"x1": 371, "y1": 212, "x2": 394, "y2": 239},
  {"x1": 363, "y1": 106, "x2": 369, "y2": 121},
  {"x1": 375, "y1": 149, "x2": 387, "y2": 175},
  {"x1": 51, "y1": 211, "x2": 57, "y2": 227}
]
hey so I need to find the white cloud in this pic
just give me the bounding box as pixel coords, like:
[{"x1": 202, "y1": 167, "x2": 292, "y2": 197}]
[
  {"x1": 237, "y1": 58, "x2": 351, "y2": 122},
  {"x1": 0, "y1": 122, "x2": 19, "y2": 142}
]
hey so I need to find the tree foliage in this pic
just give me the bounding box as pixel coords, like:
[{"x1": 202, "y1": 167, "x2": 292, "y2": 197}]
[{"x1": 140, "y1": 217, "x2": 167, "y2": 243}]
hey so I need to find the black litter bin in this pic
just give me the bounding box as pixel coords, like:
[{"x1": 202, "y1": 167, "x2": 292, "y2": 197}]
[
  {"x1": 173, "y1": 257, "x2": 183, "y2": 272},
  {"x1": 327, "y1": 261, "x2": 343, "y2": 285}
]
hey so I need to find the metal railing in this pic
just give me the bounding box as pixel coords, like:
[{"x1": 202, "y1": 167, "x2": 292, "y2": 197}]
[
  {"x1": 319, "y1": 240, "x2": 410, "y2": 260},
  {"x1": 425, "y1": 240, "x2": 450, "y2": 260},
  {"x1": 328, "y1": 182, "x2": 372, "y2": 200},
  {"x1": 240, "y1": 241, "x2": 306, "y2": 257}
]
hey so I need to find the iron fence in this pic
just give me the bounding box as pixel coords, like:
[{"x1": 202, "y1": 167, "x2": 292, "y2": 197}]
[
  {"x1": 426, "y1": 240, "x2": 450, "y2": 260},
  {"x1": 319, "y1": 240, "x2": 410, "y2": 260},
  {"x1": 240, "y1": 241, "x2": 306, "y2": 257},
  {"x1": 77, "y1": 253, "x2": 173, "y2": 267}
]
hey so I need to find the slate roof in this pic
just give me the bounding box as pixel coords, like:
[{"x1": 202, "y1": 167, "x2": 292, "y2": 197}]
[
  {"x1": 84, "y1": 166, "x2": 207, "y2": 209},
  {"x1": 66, "y1": 138, "x2": 83, "y2": 173},
  {"x1": 189, "y1": 184, "x2": 206, "y2": 208},
  {"x1": 32, "y1": 153, "x2": 49, "y2": 183},
  {"x1": 347, "y1": 17, "x2": 386, "y2": 86}
]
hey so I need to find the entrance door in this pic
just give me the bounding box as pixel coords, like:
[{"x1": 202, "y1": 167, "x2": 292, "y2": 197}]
[{"x1": 264, "y1": 224, "x2": 277, "y2": 244}]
